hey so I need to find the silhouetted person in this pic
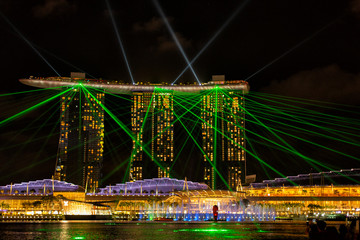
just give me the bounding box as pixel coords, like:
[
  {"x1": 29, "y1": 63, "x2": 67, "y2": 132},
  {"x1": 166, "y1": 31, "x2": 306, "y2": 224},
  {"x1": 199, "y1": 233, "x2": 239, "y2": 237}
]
[
  {"x1": 317, "y1": 220, "x2": 326, "y2": 231},
  {"x1": 339, "y1": 224, "x2": 347, "y2": 240},
  {"x1": 326, "y1": 226, "x2": 339, "y2": 240},
  {"x1": 347, "y1": 220, "x2": 357, "y2": 240},
  {"x1": 308, "y1": 224, "x2": 319, "y2": 240},
  {"x1": 317, "y1": 220, "x2": 328, "y2": 240}
]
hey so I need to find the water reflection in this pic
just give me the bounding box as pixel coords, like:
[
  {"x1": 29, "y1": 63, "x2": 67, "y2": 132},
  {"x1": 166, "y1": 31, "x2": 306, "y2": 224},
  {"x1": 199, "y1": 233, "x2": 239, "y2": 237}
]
[{"x1": 0, "y1": 222, "x2": 308, "y2": 239}]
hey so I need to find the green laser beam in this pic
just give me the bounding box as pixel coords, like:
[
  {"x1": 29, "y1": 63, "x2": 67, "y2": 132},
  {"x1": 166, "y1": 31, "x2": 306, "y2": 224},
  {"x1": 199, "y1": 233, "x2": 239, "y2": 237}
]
[{"x1": 0, "y1": 88, "x2": 72, "y2": 126}]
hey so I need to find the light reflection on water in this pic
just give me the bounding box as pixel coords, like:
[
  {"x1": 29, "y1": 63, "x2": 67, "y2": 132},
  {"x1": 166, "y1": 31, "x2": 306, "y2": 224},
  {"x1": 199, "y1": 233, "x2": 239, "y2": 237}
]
[{"x1": 0, "y1": 222, "x2": 308, "y2": 240}]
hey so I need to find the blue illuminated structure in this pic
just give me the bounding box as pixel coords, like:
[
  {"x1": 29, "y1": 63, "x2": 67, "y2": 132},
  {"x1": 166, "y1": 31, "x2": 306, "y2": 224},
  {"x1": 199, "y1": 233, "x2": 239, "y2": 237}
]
[
  {"x1": 0, "y1": 179, "x2": 80, "y2": 195},
  {"x1": 250, "y1": 168, "x2": 360, "y2": 188},
  {"x1": 96, "y1": 178, "x2": 209, "y2": 196}
]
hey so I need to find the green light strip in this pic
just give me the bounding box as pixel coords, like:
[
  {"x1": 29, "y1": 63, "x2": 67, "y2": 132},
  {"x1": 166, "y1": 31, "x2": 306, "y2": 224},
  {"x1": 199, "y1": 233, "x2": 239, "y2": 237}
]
[
  {"x1": 84, "y1": 85, "x2": 134, "y2": 103},
  {"x1": 244, "y1": 97, "x2": 360, "y2": 145},
  {"x1": 218, "y1": 91, "x2": 291, "y2": 182},
  {"x1": 251, "y1": 91, "x2": 360, "y2": 115},
  {"x1": 225, "y1": 90, "x2": 323, "y2": 174},
  {"x1": 128, "y1": 89, "x2": 156, "y2": 180},
  {"x1": 236, "y1": 92, "x2": 360, "y2": 183},
  {"x1": 172, "y1": 101, "x2": 231, "y2": 190},
  {"x1": 170, "y1": 116, "x2": 200, "y2": 173},
  {"x1": 1, "y1": 92, "x2": 62, "y2": 151},
  {"x1": 81, "y1": 85, "x2": 168, "y2": 177},
  {"x1": 0, "y1": 86, "x2": 66, "y2": 97},
  {"x1": 246, "y1": 97, "x2": 360, "y2": 137},
  {"x1": 81, "y1": 87, "x2": 134, "y2": 185},
  {"x1": 0, "y1": 88, "x2": 73, "y2": 126},
  {"x1": 248, "y1": 93, "x2": 360, "y2": 126},
  {"x1": 245, "y1": 108, "x2": 360, "y2": 147},
  {"x1": 228, "y1": 92, "x2": 337, "y2": 177},
  {"x1": 234, "y1": 98, "x2": 360, "y2": 163},
  {"x1": 4, "y1": 94, "x2": 67, "y2": 169},
  {"x1": 138, "y1": 88, "x2": 209, "y2": 159}
]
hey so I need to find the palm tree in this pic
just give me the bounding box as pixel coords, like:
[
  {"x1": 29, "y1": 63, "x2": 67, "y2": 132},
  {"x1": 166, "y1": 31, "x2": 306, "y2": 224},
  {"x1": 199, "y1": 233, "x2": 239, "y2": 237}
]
[
  {"x1": 41, "y1": 195, "x2": 61, "y2": 211},
  {"x1": 22, "y1": 201, "x2": 33, "y2": 212},
  {"x1": 307, "y1": 204, "x2": 322, "y2": 214},
  {"x1": 242, "y1": 199, "x2": 250, "y2": 208},
  {"x1": 33, "y1": 201, "x2": 42, "y2": 209},
  {"x1": 0, "y1": 201, "x2": 10, "y2": 210}
]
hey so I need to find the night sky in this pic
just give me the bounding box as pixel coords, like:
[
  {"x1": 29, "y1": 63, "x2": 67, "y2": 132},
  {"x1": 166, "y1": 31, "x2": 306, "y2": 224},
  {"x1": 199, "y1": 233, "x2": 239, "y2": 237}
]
[{"x1": 0, "y1": 0, "x2": 360, "y2": 187}]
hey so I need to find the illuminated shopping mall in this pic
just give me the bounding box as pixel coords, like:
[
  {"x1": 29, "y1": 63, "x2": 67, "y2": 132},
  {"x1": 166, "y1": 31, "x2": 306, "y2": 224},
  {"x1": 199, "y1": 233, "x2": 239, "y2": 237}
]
[{"x1": 1, "y1": 169, "x2": 360, "y2": 221}]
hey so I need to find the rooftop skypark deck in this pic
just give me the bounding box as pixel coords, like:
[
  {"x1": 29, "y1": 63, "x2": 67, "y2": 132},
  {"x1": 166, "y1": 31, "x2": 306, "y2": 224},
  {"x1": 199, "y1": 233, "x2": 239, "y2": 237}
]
[{"x1": 19, "y1": 76, "x2": 250, "y2": 95}]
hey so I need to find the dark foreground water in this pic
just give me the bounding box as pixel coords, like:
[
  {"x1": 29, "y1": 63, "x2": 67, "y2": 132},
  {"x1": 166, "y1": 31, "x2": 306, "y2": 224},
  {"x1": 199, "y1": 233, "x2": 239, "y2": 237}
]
[{"x1": 0, "y1": 221, "x2": 309, "y2": 240}]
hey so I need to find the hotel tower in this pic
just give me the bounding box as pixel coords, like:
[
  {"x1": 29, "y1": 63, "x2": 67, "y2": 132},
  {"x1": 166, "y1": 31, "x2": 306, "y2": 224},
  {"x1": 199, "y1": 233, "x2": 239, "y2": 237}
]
[
  {"x1": 201, "y1": 75, "x2": 246, "y2": 190},
  {"x1": 54, "y1": 73, "x2": 105, "y2": 193},
  {"x1": 130, "y1": 90, "x2": 174, "y2": 181}
]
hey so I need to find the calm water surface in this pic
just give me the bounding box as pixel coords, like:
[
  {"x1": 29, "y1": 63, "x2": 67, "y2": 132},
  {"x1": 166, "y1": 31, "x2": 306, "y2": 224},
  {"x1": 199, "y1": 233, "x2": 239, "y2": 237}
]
[{"x1": 0, "y1": 221, "x2": 309, "y2": 240}]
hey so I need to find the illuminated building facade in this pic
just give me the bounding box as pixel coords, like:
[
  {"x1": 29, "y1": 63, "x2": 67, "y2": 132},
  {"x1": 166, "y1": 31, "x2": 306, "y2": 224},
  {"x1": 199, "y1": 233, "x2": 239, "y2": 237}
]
[
  {"x1": 55, "y1": 74, "x2": 104, "y2": 192},
  {"x1": 20, "y1": 74, "x2": 249, "y2": 188},
  {"x1": 130, "y1": 91, "x2": 174, "y2": 181},
  {"x1": 245, "y1": 169, "x2": 360, "y2": 217},
  {"x1": 201, "y1": 76, "x2": 246, "y2": 190},
  {"x1": 2, "y1": 176, "x2": 360, "y2": 221}
]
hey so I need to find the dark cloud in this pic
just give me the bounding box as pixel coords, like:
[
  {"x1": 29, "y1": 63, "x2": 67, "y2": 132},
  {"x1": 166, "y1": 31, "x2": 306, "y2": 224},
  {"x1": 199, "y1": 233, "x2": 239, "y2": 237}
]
[
  {"x1": 157, "y1": 32, "x2": 192, "y2": 52},
  {"x1": 0, "y1": 0, "x2": 12, "y2": 10},
  {"x1": 133, "y1": 17, "x2": 165, "y2": 32},
  {"x1": 32, "y1": 0, "x2": 76, "y2": 18},
  {"x1": 132, "y1": 17, "x2": 192, "y2": 53},
  {"x1": 260, "y1": 64, "x2": 360, "y2": 104},
  {"x1": 351, "y1": 0, "x2": 360, "y2": 14}
]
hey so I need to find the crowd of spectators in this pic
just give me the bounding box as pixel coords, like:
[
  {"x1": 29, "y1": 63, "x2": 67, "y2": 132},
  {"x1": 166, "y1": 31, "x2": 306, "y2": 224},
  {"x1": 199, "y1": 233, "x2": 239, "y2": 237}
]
[{"x1": 307, "y1": 220, "x2": 360, "y2": 240}]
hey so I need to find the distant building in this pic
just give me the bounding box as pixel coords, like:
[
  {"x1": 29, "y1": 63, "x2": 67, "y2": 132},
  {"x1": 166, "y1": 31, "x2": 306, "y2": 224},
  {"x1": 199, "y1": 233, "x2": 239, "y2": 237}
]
[{"x1": 54, "y1": 73, "x2": 105, "y2": 193}]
